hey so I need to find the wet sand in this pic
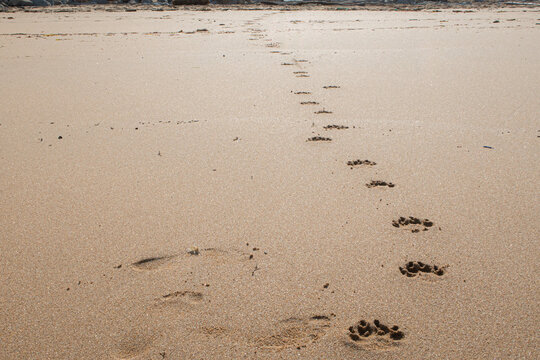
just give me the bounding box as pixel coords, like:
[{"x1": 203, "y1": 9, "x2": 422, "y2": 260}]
[{"x1": 1, "y1": 7, "x2": 539, "y2": 359}]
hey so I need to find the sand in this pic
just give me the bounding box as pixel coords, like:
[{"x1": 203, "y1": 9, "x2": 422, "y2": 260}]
[{"x1": 0, "y1": 5, "x2": 539, "y2": 359}]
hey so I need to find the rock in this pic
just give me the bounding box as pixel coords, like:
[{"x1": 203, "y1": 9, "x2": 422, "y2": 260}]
[
  {"x1": 32, "y1": 0, "x2": 51, "y2": 5},
  {"x1": 8, "y1": 0, "x2": 33, "y2": 6},
  {"x1": 215, "y1": 0, "x2": 250, "y2": 3},
  {"x1": 172, "y1": 0, "x2": 209, "y2": 4},
  {"x1": 187, "y1": 246, "x2": 199, "y2": 255}
]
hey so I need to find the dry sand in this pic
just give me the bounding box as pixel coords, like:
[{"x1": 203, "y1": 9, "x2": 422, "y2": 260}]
[{"x1": 1, "y1": 6, "x2": 539, "y2": 359}]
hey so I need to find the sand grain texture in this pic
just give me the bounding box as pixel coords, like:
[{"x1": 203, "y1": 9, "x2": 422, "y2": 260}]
[{"x1": 1, "y1": 7, "x2": 539, "y2": 359}]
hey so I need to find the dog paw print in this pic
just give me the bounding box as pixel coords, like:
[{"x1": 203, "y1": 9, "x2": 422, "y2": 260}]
[
  {"x1": 366, "y1": 180, "x2": 395, "y2": 188},
  {"x1": 392, "y1": 216, "x2": 433, "y2": 232},
  {"x1": 347, "y1": 159, "x2": 376, "y2": 167},
  {"x1": 399, "y1": 261, "x2": 445, "y2": 277},
  {"x1": 348, "y1": 319, "x2": 404, "y2": 342},
  {"x1": 307, "y1": 136, "x2": 332, "y2": 142}
]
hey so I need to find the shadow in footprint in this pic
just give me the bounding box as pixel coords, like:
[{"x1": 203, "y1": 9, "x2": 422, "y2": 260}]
[{"x1": 131, "y1": 256, "x2": 176, "y2": 271}]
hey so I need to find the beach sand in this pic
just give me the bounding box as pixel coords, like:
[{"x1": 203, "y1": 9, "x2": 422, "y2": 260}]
[{"x1": 0, "y1": 6, "x2": 539, "y2": 359}]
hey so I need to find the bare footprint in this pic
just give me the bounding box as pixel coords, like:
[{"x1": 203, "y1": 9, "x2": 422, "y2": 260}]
[
  {"x1": 130, "y1": 255, "x2": 176, "y2": 271},
  {"x1": 255, "y1": 315, "x2": 333, "y2": 350},
  {"x1": 196, "y1": 326, "x2": 233, "y2": 344},
  {"x1": 114, "y1": 333, "x2": 156, "y2": 359},
  {"x1": 345, "y1": 319, "x2": 404, "y2": 351},
  {"x1": 200, "y1": 326, "x2": 230, "y2": 337},
  {"x1": 129, "y1": 247, "x2": 247, "y2": 272},
  {"x1": 156, "y1": 291, "x2": 204, "y2": 306}
]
